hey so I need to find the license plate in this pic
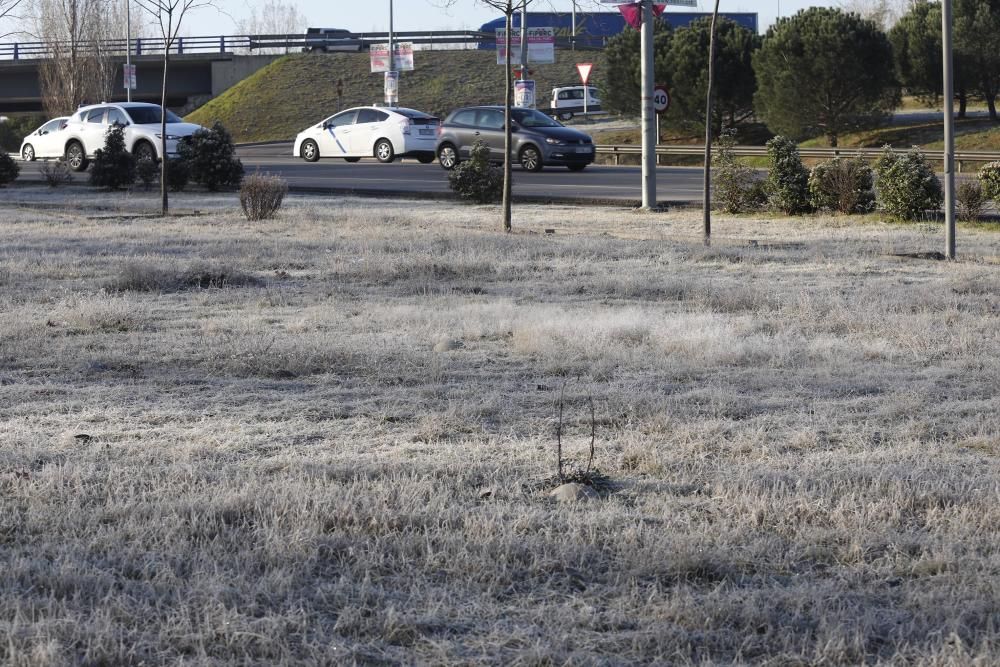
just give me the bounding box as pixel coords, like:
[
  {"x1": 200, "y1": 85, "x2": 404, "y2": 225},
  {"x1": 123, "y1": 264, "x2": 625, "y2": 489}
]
[
  {"x1": 419, "y1": 129, "x2": 434, "y2": 136},
  {"x1": 576, "y1": 146, "x2": 592, "y2": 153}
]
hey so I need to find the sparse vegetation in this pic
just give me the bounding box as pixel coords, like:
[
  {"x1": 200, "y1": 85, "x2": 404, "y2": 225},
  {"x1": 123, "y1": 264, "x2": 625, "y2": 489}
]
[
  {"x1": 957, "y1": 179, "x2": 986, "y2": 222},
  {"x1": 0, "y1": 148, "x2": 21, "y2": 186},
  {"x1": 712, "y1": 128, "x2": 763, "y2": 213},
  {"x1": 88, "y1": 124, "x2": 136, "y2": 190},
  {"x1": 448, "y1": 140, "x2": 503, "y2": 204},
  {"x1": 874, "y1": 146, "x2": 943, "y2": 220},
  {"x1": 40, "y1": 159, "x2": 74, "y2": 187},
  {"x1": 2, "y1": 190, "x2": 1000, "y2": 664},
  {"x1": 240, "y1": 171, "x2": 287, "y2": 220}
]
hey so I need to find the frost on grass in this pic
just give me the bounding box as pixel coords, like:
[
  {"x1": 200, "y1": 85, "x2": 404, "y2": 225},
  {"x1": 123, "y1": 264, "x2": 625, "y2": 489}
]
[{"x1": 1, "y1": 192, "x2": 1000, "y2": 664}]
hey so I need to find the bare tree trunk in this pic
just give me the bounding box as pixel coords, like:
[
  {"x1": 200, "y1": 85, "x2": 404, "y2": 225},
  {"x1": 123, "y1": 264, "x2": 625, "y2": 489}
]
[
  {"x1": 702, "y1": 0, "x2": 720, "y2": 246},
  {"x1": 501, "y1": 6, "x2": 513, "y2": 233}
]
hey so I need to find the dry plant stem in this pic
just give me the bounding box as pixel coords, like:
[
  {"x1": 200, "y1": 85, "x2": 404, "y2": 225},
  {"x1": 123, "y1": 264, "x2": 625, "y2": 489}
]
[{"x1": 556, "y1": 378, "x2": 566, "y2": 483}]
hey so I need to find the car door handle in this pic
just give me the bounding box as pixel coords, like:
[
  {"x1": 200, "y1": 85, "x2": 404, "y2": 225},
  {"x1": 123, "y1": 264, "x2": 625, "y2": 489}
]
[{"x1": 474, "y1": 131, "x2": 481, "y2": 136}]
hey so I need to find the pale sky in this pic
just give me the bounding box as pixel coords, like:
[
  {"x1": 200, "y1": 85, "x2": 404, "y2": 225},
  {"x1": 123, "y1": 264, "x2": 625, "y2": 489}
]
[{"x1": 193, "y1": 1, "x2": 837, "y2": 37}]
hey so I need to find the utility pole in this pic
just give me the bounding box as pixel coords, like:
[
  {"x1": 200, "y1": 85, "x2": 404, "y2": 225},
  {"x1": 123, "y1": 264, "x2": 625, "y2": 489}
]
[
  {"x1": 387, "y1": 0, "x2": 396, "y2": 106},
  {"x1": 640, "y1": 0, "x2": 655, "y2": 209},
  {"x1": 572, "y1": 1, "x2": 576, "y2": 50},
  {"x1": 519, "y1": 1, "x2": 527, "y2": 83},
  {"x1": 942, "y1": 0, "x2": 956, "y2": 259}
]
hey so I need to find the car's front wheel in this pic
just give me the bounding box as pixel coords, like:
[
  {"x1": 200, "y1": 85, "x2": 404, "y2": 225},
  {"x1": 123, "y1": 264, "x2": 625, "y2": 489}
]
[
  {"x1": 65, "y1": 141, "x2": 89, "y2": 172},
  {"x1": 567, "y1": 164, "x2": 587, "y2": 172},
  {"x1": 21, "y1": 144, "x2": 35, "y2": 162},
  {"x1": 417, "y1": 154, "x2": 435, "y2": 164},
  {"x1": 437, "y1": 144, "x2": 458, "y2": 170},
  {"x1": 558, "y1": 112, "x2": 573, "y2": 121},
  {"x1": 133, "y1": 141, "x2": 157, "y2": 164},
  {"x1": 301, "y1": 139, "x2": 320, "y2": 162},
  {"x1": 374, "y1": 139, "x2": 395, "y2": 163},
  {"x1": 344, "y1": 157, "x2": 360, "y2": 163},
  {"x1": 519, "y1": 145, "x2": 543, "y2": 172}
]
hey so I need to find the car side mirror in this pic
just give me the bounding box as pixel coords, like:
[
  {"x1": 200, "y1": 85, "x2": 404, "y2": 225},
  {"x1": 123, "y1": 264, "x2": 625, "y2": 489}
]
[{"x1": 322, "y1": 121, "x2": 331, "y2": 130}]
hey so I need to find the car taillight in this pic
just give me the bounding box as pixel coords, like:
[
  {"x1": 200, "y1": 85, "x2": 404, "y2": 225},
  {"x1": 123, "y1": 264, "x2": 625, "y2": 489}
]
[
  {"x1": 400, "y1": 119, "x2": 411, "y2": 135},
  {"x1": 436, "y1": 123, "x2": 443, "y2": 138}
]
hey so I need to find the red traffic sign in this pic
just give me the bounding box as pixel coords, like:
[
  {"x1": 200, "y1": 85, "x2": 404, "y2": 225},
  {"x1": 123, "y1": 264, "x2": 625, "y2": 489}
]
[
  {"x1": 576, "y1": 62, "x2": 594, "y2": 85},
  {"x1": 653, "y1": 85, "x2": 670, "y2": 114}
]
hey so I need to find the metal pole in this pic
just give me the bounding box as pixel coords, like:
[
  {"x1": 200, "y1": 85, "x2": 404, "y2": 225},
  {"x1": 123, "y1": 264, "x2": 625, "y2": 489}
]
[
  {"x1": 388, "y1": 0, "x2": 395, "y2": 106},
  {"x1": 126, "y1": 0, "x2": 131, "y2": 102},
  {"x1": 640, "y1": 0, "x2": 656, "y2": 209},
  {"x1": 942, "y1": 0, "x2": 956, "y2": 259},
  {"x1": 703, "y1": 0, "x2": 720, "y2": 245},
  {"x1": 520, "y1": 1, "x2": 527, "y2": 85},
  {"x1": 572, "y1": 1, "x2": 576, "y2": 50}
]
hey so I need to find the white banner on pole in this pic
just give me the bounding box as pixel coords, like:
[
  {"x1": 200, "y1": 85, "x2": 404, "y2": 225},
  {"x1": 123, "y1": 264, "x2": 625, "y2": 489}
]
[
  {"x1": 496, "y1": 27, "x2": 555, "y2": 65},
  {"x1": 384, "y1": 71, "x2": 399, "y2": 105},
  {"x1": 371, "y1": 42, "x2": 414, "y2": 73},
  {"x1": 123, "y1": 64, "x2": 137, "y2": 90}
]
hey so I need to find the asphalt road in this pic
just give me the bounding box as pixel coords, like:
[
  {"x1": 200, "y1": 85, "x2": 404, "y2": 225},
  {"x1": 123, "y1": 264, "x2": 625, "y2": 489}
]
[{"x1": 15, "y1": 142, "x2": 708, "y2": 205}]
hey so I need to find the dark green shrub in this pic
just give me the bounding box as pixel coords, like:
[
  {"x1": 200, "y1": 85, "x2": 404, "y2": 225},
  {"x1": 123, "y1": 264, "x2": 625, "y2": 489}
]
[
  {"x1": 978, "y1": 162, "x2": 1000, "y2": 201},
  {"x1": 0, "y1": 148, "x2": 19, "y2": 187},
  {"x1": 808, "y1": 156, "x2": 875, "y2": 214},
  {"x1": 240, "y1": 172, "x2": 288, "y2": 221},
  {"x1": 448, "y1": 140, "x2": 503, "y2": 204},
  {"x1": 89, "y1": 124, "x2": 136, "y2": 190},
  {"x1": 177, "y1": 121, "x2": 244, "y2": 191},
  {"x1": 764, "y1": 135, "x2": 811, "y2": 215},
  {"x1": 166, "y1": 158, "x2": 190, "y2": 192},
  {"x1": 957, "y1": 180, "x2": 985, "y2": 222},
  {"x1": 712, "y1": 128, "x2": 763, "y2": 213},
  {"x1": 874, "y1": 146, "x2": 942, "y2": 220},
  {"x1": 136, "y1": 158, "x2": 159, "y2": 191}
]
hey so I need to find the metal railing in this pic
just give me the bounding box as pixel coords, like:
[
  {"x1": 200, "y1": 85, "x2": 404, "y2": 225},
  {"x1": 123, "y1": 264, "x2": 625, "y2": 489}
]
[
  {"x1": 0, "y1": 30, "x2": 499, "y2": 60},
  {"x1": 595, "y1": 144, "x2": 1000, "y2": 168}
]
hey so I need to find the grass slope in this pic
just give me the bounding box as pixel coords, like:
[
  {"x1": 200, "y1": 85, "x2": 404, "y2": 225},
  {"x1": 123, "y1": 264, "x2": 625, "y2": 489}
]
[
  {"x1": 2, "y1": 189, "x2": 1000, "y2": 663},
  {"x1": 188, "y1": 50, "x2": 607, "y2": 144}
]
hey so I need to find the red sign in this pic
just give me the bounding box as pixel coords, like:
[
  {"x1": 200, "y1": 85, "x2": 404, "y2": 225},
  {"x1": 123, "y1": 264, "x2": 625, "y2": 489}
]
[
  {"x1": 618, "y1": 3, "x2": 666, "y2": 30},
  {"x1": 576, "y1": 63, "x2": 594, "y2": 85}
]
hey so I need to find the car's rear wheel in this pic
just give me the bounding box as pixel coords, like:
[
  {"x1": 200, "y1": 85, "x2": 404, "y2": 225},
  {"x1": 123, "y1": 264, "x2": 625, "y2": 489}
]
[
  {"x1": 301, "y1": 139, "x2": 320, "y2": 162},
  {"x1": 22, "y1": 144, "x2": 35, "y2": 162},
  {"x1": 374, "y1": 139, "x2": 395, "y2": 163},
  {"x1": 344, "y1": 157, "x2": 360, "y2": 163},
  {"x1": 558, "y1": 112, "x2": 573, "y2": 121},
  {"x1": 437, "y1": 144, "x2": 458, "y2": 170},
  {"x1": 65, "y1": 141, "x2": 88, "y2": 172},
  {"x1": 133, "y1": 141, "x2": 156, "y2": 164},
  {"x1": 567, "y1": 164, "x2": 587, "y2": 172},
  {"x1": 416, "y1": 154, "x2": 435, "y2": 164},
  {"x1": 519, "y1": 145, "x2": 543, "y2": 172}
]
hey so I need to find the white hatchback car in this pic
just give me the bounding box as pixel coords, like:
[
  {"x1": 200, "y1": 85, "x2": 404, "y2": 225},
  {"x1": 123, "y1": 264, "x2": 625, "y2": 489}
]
[
  {"x1": 19, "y1": 117, "x2": 69, "y2": 161},
  {"x1": 294, "y1": 106, "x2": 439, "y2": 164},
  {"x1": 61, "y1": 102, "x2": 204, "y2": 171}
]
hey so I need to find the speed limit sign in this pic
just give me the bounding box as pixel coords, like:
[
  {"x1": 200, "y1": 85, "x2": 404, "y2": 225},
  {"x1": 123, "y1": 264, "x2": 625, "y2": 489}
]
[{"x1": 653, "y1": 85, "x2": 670, "y2": 114}]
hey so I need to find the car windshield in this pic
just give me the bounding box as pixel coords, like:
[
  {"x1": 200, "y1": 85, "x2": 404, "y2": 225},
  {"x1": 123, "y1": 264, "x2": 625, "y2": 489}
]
[
  {"x1": 125, "y1": 107, "x2": 183, "y2": 124},
  {"x1": 511, "y1": 109, "x2": 562, "y2": 128}
]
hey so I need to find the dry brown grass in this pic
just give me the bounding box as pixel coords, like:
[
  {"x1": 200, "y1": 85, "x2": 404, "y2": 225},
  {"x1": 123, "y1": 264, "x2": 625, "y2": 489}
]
[{"x1": 2, "y1": 188, "x2": 1000, "y2": 664}]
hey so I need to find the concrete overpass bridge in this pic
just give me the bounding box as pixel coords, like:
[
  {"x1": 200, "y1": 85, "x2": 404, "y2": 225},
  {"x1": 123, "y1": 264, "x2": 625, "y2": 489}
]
[{"x1": 0, "y1": 52, "x2": 280, "y2": 114}]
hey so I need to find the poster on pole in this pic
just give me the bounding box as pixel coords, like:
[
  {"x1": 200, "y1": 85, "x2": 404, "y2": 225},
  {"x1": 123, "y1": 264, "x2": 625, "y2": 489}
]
[
  {"x1": 496, "y1": 27, "x2": 555, "y2": 65},
  {"x1": 514, "y1": 80, "x2": 536, "y2": 108},
  {"x1": 384, "y1": 71, "x2": 399, "y2": 105},
  {"x1": 123, "y1": 64, "x2": 137, "y2": 90},
  {"x1": 370, "y1": 42, "x2": 414, "y2": 73}
]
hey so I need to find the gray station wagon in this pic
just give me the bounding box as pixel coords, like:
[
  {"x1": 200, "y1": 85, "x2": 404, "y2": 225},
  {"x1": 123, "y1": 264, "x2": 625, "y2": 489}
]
[{"x1": 435, "y1": 106, "x2": 595, "y2": 172}]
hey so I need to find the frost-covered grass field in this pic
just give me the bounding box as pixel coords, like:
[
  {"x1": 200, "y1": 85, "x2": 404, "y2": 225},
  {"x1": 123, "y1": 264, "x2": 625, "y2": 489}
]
[{"x1": 2, "y1": 189, "x2": 1000, "y2": 665}]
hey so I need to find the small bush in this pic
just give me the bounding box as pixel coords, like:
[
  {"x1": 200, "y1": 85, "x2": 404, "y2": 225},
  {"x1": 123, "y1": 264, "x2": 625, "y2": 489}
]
[
  {"x1": 808, "y1": 155, "x2": 875, "y2": 214},
  {"x1": 874, "y1": 146, "x2": 942, "y2": 220},
  {"x1": 136, "y1": 158, "x2": 159, "y2": 191},
  {"x1": 89, "y1": 124, "x2": 136, "y2": 190},
  {"x1": 978, "y1": 161, "x2": 1000, "y2": 201},
  {"x1": 165, "y1": 158, "x2": 190, "y2": 192},
  {"x1": 177, "y1": 121, "x2": 244, "y2": 191},
  {"x1": 0, "y1": 148, "x2": 21, "y2": 187},
  {"x1": 957, "y1": 180, "x2": 985, "y2": 222},
  {"x1": 40, "y1": 159, "x2": 73, "y2": 187},
  {"x1": 712, "y1": 128, "x2": 763, "y2": 213},
  {"x1": 764, "y1": 135, "x2": 811, "y2": 215},
  {"x1": 448, "y1": 140, "x2": 503, "y2": 204},
  {"x1": 240, "y1": 172, "x2": 288, "y2": 221}
]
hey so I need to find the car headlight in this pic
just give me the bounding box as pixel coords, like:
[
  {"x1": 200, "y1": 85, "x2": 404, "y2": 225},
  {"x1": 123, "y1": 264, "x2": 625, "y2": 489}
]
[
  {"x1": 545, "y1": 137, "x2": 564, "y2": 145},
  {"x1": 156, "y1": 134, "x2": 182, "y2": 140}
]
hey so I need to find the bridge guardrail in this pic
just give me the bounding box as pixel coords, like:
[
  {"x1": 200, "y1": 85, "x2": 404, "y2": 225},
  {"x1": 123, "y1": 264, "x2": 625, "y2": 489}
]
[
  {"x1": 595, "y1": 144, "x2": 1000, "y2": 169},
  {"x1": 0, "y1": 30, "x2": 599, "y2": 60}
]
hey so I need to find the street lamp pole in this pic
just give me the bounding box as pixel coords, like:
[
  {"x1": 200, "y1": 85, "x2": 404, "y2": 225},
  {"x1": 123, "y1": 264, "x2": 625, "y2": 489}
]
[
  {"x1": 126, "y1": 0, "x2": 131, "y2": 102},
  {"x1": 640, "y1": 0, "x2": 655, "y2": 209}
]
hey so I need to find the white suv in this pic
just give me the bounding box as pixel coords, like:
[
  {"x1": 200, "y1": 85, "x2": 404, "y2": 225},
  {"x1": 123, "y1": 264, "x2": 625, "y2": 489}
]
[
  {"x1": 61, "y1": 102, "x2": 204, "y2": 171},
  {"x1": 550, "y1": 86, "x2": 602, "y2": 121},
  {"x1": 294, "y1": 106, "x2": 439, "y2": 164}
]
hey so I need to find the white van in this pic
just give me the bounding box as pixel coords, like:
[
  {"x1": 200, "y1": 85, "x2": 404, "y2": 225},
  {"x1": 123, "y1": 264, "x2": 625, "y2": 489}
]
[{"x1": 549, "y1": 85, "x2": 601, "y2": 120}]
